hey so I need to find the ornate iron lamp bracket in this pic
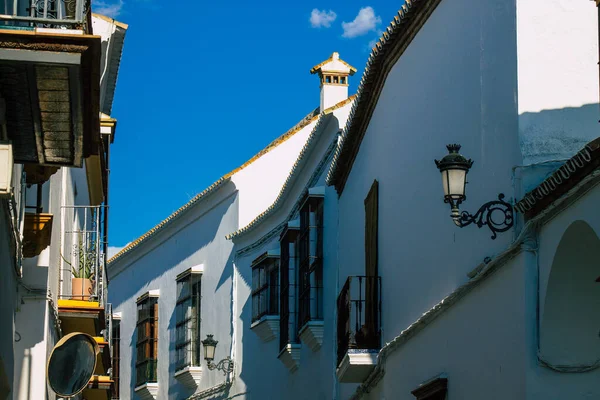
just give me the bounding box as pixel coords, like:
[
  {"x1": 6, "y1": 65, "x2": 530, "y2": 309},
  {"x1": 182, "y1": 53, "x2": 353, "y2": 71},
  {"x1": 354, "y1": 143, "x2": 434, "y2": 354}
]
[
  {"x1": 207, "y1": 357, "x2": 234, "y2": 375},
  {"x1": 454, "y1": 193, "x2": 514, "y2": 240}
]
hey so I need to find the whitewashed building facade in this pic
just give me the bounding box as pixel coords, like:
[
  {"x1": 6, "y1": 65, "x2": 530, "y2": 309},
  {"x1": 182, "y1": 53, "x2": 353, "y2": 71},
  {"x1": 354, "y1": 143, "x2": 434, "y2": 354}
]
[
  {"x1": 0, "y1": 8, "x2": 127, "y2": 400},
  {"x1": 228, "y1": 53, "x2": 355, "y2": 399},
  {"x1": 106, "y1": 0, "x2": 600, "y2": 399},
  {"x1": 106, "y1": 53, "x2": 356, "y2": 400},
  {"x1": 326, "y1": 0, "x2": 600, "y2": 399}
]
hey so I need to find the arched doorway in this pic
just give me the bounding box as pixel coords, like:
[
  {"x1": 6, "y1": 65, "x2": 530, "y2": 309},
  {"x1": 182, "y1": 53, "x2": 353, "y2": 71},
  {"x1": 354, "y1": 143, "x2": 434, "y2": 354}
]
[{"x1": 540, "y1": 220, "x2": 600, "y2": 367}]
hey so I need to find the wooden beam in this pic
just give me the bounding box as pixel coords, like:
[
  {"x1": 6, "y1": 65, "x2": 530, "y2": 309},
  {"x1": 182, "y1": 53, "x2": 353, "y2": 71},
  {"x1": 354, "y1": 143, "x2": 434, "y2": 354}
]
[
  {"x1": 69, "y1": 66, "x2": 83, "y2": 167},
  {"x1": 26, "y1": 65, "x2": 45, "y2": 165}
]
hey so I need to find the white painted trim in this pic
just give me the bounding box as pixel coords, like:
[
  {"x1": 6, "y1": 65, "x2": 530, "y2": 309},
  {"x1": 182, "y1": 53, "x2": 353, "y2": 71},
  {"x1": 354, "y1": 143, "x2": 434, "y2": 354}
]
[
  {"x1": 267, "y1": 249, "x2": 280, "y2": 257},
  {"x1": 174, "y1": 366, "x2": 202, "y2": 389},
  {"x1": 308, "y1": 186, "x2": 325, "y2": 196},
  {"x1": 35, "y1": 27, "x2": 84, "y2": 35},
  {"x1": 298, "y1": 320, "x2": 324, "y2": 351},
  {"x1": 112, "y1": 312, "x2": 122, "y2": 319},
  {"x1": 148, "y1": 289, "x2": 159, "y2": 297},
  {"x1": 0, "y1": 48, "x2": 81, "y2": 65},
  {"x1": 191, "y1": 264, "x2": 204, "y2": 274},
  {"x1": 134, "y1": 382, "x2": 159, "y2": 400},
  {"x1": 250, "y1": 315, "x2": 280, "y2": 342}
]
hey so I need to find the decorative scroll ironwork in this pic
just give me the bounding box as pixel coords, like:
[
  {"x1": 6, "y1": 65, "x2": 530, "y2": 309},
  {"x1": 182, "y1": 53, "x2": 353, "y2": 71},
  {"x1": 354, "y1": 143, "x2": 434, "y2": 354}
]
[
  {"x1": 207, "y1": 357, "x2": 234, "y2": 376},
  {"x1": 454, "y1": 193, "x2": 514, "y2": 240}
]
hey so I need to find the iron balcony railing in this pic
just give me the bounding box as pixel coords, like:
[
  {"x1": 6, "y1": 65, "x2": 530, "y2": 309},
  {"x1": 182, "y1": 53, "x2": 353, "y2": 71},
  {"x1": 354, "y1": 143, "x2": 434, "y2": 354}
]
[
  {"x1": 337, "y1": 275, "x2": 382, "y2": 366},
  {"x1": 0, "y1": 0, "x2": 90, "y2": 29},
  {"x1": 60, "y1": 205, "x2": 107, "y2": 306}
]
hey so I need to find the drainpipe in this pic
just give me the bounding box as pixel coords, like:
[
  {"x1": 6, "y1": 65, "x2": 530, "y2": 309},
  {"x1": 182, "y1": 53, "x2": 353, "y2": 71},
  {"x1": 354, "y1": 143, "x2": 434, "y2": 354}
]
[
  {"x1": 103, "y1": 132, "x2": 110, "y2": 279},
  {"x1": 333, "y1": 184, "x2": 340, "y2": 400}
]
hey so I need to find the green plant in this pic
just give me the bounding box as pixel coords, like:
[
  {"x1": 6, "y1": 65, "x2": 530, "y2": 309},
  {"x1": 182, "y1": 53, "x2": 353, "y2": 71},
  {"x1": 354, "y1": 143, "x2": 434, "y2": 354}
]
[{"x1": 61, "y1": 235, "x2": 97, "y2": 280}]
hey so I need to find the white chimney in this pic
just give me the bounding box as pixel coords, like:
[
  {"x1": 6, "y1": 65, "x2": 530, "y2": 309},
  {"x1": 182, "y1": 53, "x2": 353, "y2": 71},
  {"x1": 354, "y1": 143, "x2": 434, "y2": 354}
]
[{"x1": 310, "y1": 52, "x2": 356, "y2": 112}]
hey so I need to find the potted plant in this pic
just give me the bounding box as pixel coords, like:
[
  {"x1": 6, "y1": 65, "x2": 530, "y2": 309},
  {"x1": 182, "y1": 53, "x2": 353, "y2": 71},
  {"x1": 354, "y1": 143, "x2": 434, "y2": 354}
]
[{"x1": 63, "y1": 238, "x2": 96, "y2": 301}]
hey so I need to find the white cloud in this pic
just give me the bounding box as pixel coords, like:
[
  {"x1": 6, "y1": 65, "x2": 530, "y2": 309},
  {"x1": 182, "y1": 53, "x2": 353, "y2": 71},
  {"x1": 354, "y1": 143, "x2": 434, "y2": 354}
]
[
  {"x1": 310, "y1": 9, "x2": 337, "y2": 28},
  {"x1": 342, "y1": 7, "x2": 381, "y2": 38},
  {"x1": 107, "y1": 245, "x2": 127, "y2": 259},
  {"x1": 368, "y1": 38, "x2": 378, "y2": 50},
  {"x1": 93, "y1": 0, "x2": 124, "y2": 18}
]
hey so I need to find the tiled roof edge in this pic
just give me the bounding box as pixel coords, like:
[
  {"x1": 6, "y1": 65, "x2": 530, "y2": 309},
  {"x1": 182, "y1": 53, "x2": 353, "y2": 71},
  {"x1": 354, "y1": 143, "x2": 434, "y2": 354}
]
[
  {"x1": 227, "y1": 95, "x2": 356, "y2": 241},
  {"x1": 515, "y1": 137, "x2": 600, "y2": 218},
  {"x1": 107, "y1": 177, "x2": 230, "y2": 264},
  {"x1": 310, "y1": 53, "x2": 358, "y2": 75},
  {"x1": 108, "y1": 105, "x2": 322, "y2": 266},
  {"x1": 327, "y1": 0, "x2": 443, "y2": 192}
]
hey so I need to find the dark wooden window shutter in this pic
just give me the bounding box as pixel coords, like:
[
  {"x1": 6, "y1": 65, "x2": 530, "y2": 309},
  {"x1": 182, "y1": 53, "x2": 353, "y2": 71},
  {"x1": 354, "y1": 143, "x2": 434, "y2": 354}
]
[{"x1": 363, "y1": 180, "x2": 379, "y2": 347}]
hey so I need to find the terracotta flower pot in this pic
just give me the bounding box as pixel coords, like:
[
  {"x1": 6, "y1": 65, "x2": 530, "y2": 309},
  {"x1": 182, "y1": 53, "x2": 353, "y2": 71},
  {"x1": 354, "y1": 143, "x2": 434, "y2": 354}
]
[{"x1": 72, "y1": 278, "x2": 93, "y2": 301}]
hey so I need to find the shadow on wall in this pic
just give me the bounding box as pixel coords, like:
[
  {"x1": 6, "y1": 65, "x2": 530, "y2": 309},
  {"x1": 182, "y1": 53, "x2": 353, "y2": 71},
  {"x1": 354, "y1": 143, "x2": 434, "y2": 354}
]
[
  {"x1": 13, "y1": 300, "x2": 46, "y2": 400},
  {"x1": 520, "y1": 103, "x2": 600, "y2": 164},
  {"x1": 114, "y1": 183, "x2": 237, "y2": 399},
  {"x1": 111, "y1": 181, "x2": 238, "y2": 307},
  {"x1": 540, "y1": 220, "x2": 600, "y2": 367}
]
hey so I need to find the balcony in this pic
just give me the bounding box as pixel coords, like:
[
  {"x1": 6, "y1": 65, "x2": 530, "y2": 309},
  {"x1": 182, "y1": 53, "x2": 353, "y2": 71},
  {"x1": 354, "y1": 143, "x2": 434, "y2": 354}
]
[
  {"x1": 0, "y1": 0, "x2": 100, "y2": 168},
  {"x1": 22, "y1": 211, "x2": 52, "y2": 257},
  {"x1": 336, "y1": 275, "x2": 381, "y2": 383},
  {"x1": 0, "y1": 0, "x2": 91, "y2": 30},
  {"x1": 80, "y1": 336, "x2": 113, "y2": 400},
  {"x1": 58, "y1": 205, "x2": 108, "y2": 336}
]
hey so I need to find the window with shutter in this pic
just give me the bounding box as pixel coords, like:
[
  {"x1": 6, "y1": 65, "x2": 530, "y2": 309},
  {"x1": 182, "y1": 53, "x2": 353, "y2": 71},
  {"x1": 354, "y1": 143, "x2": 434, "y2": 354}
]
[
  {"x1": 363, "y1": 180, "x2": 379, "y2": 349},
  {"x1": 135, "y1": 295, "x2": 158, "y2": 387},
  {"x1": 298, "y1": 194, "x2": 324, "y2": 330},
  {"x1": 175, "y1": 272, "x2": 202, "y2": 371},
  {"x1": 279, "y1": 224, "x2": 299, "y2": 352}
]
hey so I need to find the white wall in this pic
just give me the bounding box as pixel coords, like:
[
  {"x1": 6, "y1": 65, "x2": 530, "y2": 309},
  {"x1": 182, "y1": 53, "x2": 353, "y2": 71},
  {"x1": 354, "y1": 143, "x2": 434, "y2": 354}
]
[
  {"x1": 232, "y1": 119, "x2": 317, "y2": 229},
  {"x1": 360, "y1": 252, "x2": 530, "y2": 400},
  {"x1": 0, "y1": 200, "x2": 17, "y2": 398},
  {"x1": 109, "y1": 182, "x2": 238, "y2": 400},
  {"x1": 232, "y1": 173, "x2": 340, "y2": 400},
  {"x1": 517, "y1": 0, "x2": 599, "y2": 164},
  {"x1": 231, "y1": 104, "x2": 350, "y2": 399},
  {"x1": 338, "y1": 0, "x2": 521, "y2": 367},
  {"x1": 532, "y1": 184, "x2": 600, "y2": 399}
]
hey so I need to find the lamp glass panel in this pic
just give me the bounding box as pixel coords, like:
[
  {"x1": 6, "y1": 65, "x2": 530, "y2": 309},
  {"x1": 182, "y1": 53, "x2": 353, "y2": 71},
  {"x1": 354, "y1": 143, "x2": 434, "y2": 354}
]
[
  {"x1": 441, "y1": 170, "x2": 449, "y2": 197},
  {"x1": 447, "y1": 169, "x2": 467, "y2": 198},
  {"x1": 204, "y1": 343, "x2": 215, "y2": 361}
]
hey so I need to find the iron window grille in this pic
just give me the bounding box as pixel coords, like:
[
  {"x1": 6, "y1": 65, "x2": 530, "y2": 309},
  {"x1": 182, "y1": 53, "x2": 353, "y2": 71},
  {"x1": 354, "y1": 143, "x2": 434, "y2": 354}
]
[
  {"x1": 0, "y1": 0, "x2": 91, "y2": 30},
  {"x1": 175, "y1": 272, "x2": 202, "y2": 372},
  {"x1": 111, "y1": 319, "x2": 121, "y2": 399},
  {"x1": 251, "y1": 253, "x2": 279, "y2": 323},
  {"x1": 298, "y1": 195, "x2": 324, "y2": 329},
  {"x1": 135, "y1": 295, "x2": 158, "y2": 387},
  {"x1": 336, "y1": 275, "x2": 382, "y2": 366},
  {"x1": 279, "y1": 224, "x2": 299, "y2": 353}
]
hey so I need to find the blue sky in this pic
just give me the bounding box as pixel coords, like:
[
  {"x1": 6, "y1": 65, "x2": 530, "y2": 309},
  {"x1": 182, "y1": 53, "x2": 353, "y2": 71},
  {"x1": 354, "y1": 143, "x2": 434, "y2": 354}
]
[{"x1": 95, "y1": 0, "x2": 402, "y2": 253}]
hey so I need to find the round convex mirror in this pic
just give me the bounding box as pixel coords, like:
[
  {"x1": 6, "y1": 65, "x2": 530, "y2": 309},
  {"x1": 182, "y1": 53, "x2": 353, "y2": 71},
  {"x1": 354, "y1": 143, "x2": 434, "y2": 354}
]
[{"x1": 47, "y1": 332, "x2": 99, "y2": 397}]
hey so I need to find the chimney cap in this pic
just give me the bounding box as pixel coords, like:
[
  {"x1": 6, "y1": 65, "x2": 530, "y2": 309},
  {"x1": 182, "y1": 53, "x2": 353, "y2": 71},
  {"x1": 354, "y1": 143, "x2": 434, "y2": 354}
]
[{"x1": 310, "y1": 52, "x2": 357, "y2": 75}]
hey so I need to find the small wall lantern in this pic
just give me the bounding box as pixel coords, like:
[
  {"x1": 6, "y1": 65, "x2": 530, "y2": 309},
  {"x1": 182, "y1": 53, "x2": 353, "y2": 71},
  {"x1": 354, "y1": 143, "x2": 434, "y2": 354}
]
[
  {"x1": 435, "y1": 144, "x2": 514, "y2": 239},
  {"x1": 201, "y1": 334, "x2": 234, "y2": 375}
]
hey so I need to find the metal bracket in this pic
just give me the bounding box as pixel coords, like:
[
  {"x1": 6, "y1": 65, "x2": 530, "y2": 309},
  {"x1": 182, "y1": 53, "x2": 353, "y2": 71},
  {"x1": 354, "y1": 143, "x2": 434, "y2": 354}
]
[{"x1": 454, "y1": 193, "x2": 514, "y2": 240}]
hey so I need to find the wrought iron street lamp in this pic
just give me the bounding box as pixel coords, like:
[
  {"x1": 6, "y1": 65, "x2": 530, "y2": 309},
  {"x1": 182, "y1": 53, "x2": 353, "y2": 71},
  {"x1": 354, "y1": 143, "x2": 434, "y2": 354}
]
[
  {"x1": 435, "y1": 144, "x2": 514, "y2": 239},
  {"x1": 201, "y1": 334, "x2": 234, "y2": 375}
]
